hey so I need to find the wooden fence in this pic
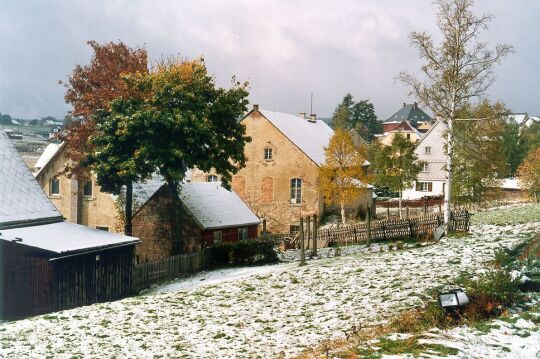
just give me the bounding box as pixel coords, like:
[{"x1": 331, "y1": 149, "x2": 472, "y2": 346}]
[
  {"x1": 317, "y1": 210, "x2": 470, "y2": 245},
  {"x1": 132, "y1": 251, "x2": 206, "y2": 292}
]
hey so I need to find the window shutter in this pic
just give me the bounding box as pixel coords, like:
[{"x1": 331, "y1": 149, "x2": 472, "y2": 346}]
[
  {"x1": 415, "y1": 182, "x2": 420, "y2": 191},
  {"x1": 428, "y1": 182, "x2": 433, "y2": 191}
]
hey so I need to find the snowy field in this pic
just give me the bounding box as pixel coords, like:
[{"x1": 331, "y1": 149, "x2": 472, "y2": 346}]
[{"x1": 1, "y1": 217, "x2": 539, "y2": 357}]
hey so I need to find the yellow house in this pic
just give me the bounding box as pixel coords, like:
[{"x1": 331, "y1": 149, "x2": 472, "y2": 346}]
[
  {"x1": 223, "y1": 105, "x2": 373, "y2": 234},
  {"x1": 33, "y1": 143, "x2": 122, "y2": 232}
]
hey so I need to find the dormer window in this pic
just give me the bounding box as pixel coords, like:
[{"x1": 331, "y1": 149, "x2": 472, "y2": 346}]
[
  {"x1": 207, "y1": 175, "x2": 218, "y2": 182},
  {"x1": 421, "y1": 163, "x2": 429, "y2": 172},
  {"x1": 425, "y1": 146, "x2": 431, "y2": 155},
  {"x1": 264, "y1": 147, "x2": 273, "y2": 160}
]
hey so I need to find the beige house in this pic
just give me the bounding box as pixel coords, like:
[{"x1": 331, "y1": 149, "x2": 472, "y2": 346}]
[
  {"x1": 210, "y1": 105, "x2": 373, "y2": 234},
  {"x1": 34, "y1": 143, "x2": 121, "y2": 232}
]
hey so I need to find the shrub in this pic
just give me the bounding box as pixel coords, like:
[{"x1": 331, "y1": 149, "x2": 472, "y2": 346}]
[{"x1": 205, "y1": 238, "x2": 279, "y2": 268}]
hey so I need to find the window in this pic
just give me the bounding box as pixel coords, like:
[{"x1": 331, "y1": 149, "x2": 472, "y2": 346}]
[
  {"x1": 290, "y1": 178, "x2": 302, "y2": 204},
  {"x1": 50, "y1": 177, "x2": 60, "y2": 195},
  {"x1": 207, "y1": 175, "x2": 218, "y2": 182},
  {"x1": 406, "y1": 133, "x2": 411, "y2": 140},
  {"x1": 416, "y1": 181, "x2": 433, "y2": 192},
  {"x1": 83, "y1": 181, "x2": 93, "y2": 196},
  {"x1": 264, "y1": 147, "x2": 273, "y2": 160},
  {"x1": 238, "y1": 227, "x2": 248, "y2": 240},
  {"x1": 213, "y1": 231, "x2": 223, "y2": 243},
  {"x1": 290, "y1": 225, "x2": 300, "y2": 235},
  {"x1": 96, "y1": 226, "x2": 109, "y2": 232},
  {"x1": 425, "y1": 146, "x2": 431, "y2": 155},
  {"x1": 421, "y1": 163, "x2": 429, "y2": 172}
]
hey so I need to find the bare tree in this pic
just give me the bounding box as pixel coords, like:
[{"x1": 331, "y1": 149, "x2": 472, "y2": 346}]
[{"x1": 399, "y1": 0, "x2": 513, "y2": 231}]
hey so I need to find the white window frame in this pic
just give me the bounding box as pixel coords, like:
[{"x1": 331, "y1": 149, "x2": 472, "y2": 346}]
[
  {"x1": 238, "y1": 227, "x2": 248, "y2": 241},
  {"x1": 264, "y1": 147, "x2": 273, "y2": 160},
  {"x1": 421, "y1": 163, "x2": 429, "y2": 172},
  {"x1": 207, "y1": 175, "x2": 218, "y2": 182},
  {"x1": 419, "y1": 182, "x2": 429, "y2": 192},
  {"x1": 425, "y1": 146, "x2": 431, "y2": 155},
  {"x1": 290, "y1": 178, "x2": 302, "y2": 204},
  {"x1": 50, "y1": 177, "x2": 60, "y2": 195},
  {"x1": 213, "y1": 231, "x2": 223, "y2": 243}
]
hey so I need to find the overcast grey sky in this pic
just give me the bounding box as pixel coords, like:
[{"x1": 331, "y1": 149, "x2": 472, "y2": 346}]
[{"x1": 1, "y1": 0, "x2": 539, "y2": 121}]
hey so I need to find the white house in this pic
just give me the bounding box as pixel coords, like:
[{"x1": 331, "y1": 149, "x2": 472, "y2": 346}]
[{"x1": 402, "y1": 119, "x2": 448, "y2": 200}]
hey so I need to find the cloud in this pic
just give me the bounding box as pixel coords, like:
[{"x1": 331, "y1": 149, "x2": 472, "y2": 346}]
[{"x1": 0, "y1": 0, "x2": 538, "y2": 120}]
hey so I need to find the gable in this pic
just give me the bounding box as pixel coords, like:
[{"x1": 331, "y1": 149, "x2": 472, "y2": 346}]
[
  {"x1": 257, "y1": 109, "x2": 334, "y2": 166},
  {"x1": 0, "y1": 128, "x2": 63, "y2": 229}
]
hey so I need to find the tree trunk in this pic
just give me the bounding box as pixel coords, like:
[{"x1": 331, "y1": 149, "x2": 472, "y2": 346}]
[
  {"x1": 124, "y1": 182, "x2": 133, "y2": 236},
  {"x1": 168, "y1": 181, "x2": 183, "y2": 255},
  {"x1": 340, "y1": 197, "x2": 346, "y2": 225},
  {"x1": 444, "y1": 118, "x2": 453, "y2": 233},
  {"x1": 398, "y1": 187, "x2": 403, "y2": 219}
]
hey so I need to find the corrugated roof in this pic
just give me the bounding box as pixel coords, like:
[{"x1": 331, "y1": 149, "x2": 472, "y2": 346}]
[
  {"x1": 179, "y1": 182, "x2": 260, "y2": 230},
  {"x1": 259, "y1": 110, "x2": 334, "y2": 166},
  {"x1": 385, "y1": 103, "x2": 432, "y2": 124},
  {"x1": 34, "y1": 143, "x2": 62, "y2": 171},
  {"x1": 0, "y1": 128, "x2": 63, "y2": 229},
  {"x1": 0, "y1": 221, "x2": 138, "y2": 255}
]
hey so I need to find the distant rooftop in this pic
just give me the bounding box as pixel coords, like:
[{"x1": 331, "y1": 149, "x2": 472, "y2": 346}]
[{"x1": 385, "y1": 103, "x2": 432, "y2": 124}]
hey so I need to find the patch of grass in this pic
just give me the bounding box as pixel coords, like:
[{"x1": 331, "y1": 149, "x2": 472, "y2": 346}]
[
  {"x1": 356, "y1": 336, "x2": 458, "y2": 357},
  {"x1": 213, "y1": 332, "x2": 226, "y2": 339}
]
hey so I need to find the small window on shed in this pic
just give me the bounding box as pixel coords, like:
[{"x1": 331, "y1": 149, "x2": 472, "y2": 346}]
[
  {"x1": 238, "y1": 227, "x2": 248, "y2": 240},
  {"x1": 207, "y1": 175, "x2": 218, "y2": 182},
  {"x1": 264, "y1": 147, "x2": 273, "y2": 160},
  {"x1": 213, "y1": 231, "x2": 223, "y2": 244},
  {"x1": 50, "y1": 177, "x2": 60, "y2": 195},
  {"x1": 83, "y1": 180, "x2": 93, "y2": 196}
]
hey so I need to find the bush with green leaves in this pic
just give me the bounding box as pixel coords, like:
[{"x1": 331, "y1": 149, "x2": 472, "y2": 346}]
[{"x1": 205, "y1": 238, "x2": 278, "y2": 268}]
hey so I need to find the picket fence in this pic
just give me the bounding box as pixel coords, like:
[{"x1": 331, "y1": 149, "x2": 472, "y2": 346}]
[{"x1": 317, "y1": 210, "x2": 470, "y2": 245}]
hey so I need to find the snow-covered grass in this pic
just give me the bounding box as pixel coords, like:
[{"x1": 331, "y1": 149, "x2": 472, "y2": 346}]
[
  {"x1": 1, "y1": 214, "x2": 538, "y2": 358},
  {"x1": 472, "y1": 202, "x2": 540, "y2": 226}
]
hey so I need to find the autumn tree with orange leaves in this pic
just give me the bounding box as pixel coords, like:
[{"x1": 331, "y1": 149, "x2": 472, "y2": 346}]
[
  {"x1": 60, "y1": 40, "x2": 148, "y2": 177},
  {"x1": 517, "y1": 147, "x2": 540, "y2": 203},
  {"x1": 320, "y1": 129, "x2": 370, "y2": 224}
]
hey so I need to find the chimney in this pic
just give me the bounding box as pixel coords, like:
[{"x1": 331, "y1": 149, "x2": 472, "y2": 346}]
[
  {"x1": 299, "y1": 112, "x2": 306, "y2": 119},
  {"x1": 308, "y1": 114, "x2": 317, "y2": 123},
  {"x1": 414, "y1": 102, "x2": 418, "y2": 109},
  {"x1": 403, "y1": 103, "x2": 406, "y2": 107},
  {"x1": 253, "y1": 104, "x2": 259, "y2": 112}
]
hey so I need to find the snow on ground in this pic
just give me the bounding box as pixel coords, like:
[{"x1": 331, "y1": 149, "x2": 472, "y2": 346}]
[
  {"x1": 411, "y1": 295, "x2": 540, "y2": 358},
  {"x1": 1, "y1": 222, "x2": 539, "y2": 358}
]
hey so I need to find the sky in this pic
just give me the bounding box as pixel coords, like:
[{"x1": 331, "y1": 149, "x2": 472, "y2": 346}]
[{"x1": 1, "y1": 0, "x2": 539, "y2": 121}]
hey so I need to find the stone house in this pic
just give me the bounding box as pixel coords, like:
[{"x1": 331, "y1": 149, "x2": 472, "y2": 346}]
[
  {"x1": 402, "y1": 119, "x2": 449, "y2": 200},
  {"x1": 208, "y1": 105, "x2": 373, "y2": 234},
  {"x1": 32, "y1": 146, "x2": 260, "y2": 261}
]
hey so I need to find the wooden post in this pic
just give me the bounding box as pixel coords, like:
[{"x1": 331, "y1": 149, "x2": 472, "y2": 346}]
[
  {"x1": 313, "y1": 214, "x2": 318, "y2": 257},
  {"x1": 438, "y1": 203, "x2": 442, "y2": 213},
  {"x1": 306, "y1": 215, "x2": 311, "y2": 250},
  {"x1": 262, "y1": 219, "x2": 267, "y2": 235},
  {"x1": 387, "y1": 206, "x2": 390, "y2": 219},
  {"x1": 299, "y1": 217, "x2": 305, "y2": 265},
  {"x1": 424, "y1": 196, "x2": 428, "y2": 215},
  {"x1": 367, "y1": 205, "x2": 372, "y2": 246},
  {"x1": 406, "y1": 206, "x2": 409, "y2": 219}
]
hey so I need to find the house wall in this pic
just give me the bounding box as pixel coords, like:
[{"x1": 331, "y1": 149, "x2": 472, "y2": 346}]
[
  {"x1": 402, "y1": 121, "x2": 448, "y2": 200},
  {"x1": 232, "y1": 110, "x2": 324, "y2": 233},
  {"x1": 379, "y1": 131, "x2": 421, "y2": 146},
  {"x1": 35, "y1": 150, "x2": 121, "y2": 232},
  {"x1": 201, "y1": 225, "x2": 258, "y2": 246}
]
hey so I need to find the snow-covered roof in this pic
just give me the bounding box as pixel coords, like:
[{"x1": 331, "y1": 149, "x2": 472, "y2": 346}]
[
  {"x1": 500, "y1": 178, "x2": 521, "y2": 190},
  {"x1": 34, "y1": 143, "x2": 62, "y2": 171},
  {"x1": 259, "y1": 110, "x2": 334, "y2": 166},
  {"x1": 0, "y1": 128, "x2": 63, "y2": 229},
  {"x1": 0, "y1": 221, "x2": 139, "y2": 255},
  {"x1": 179, "y1": 182, "x2": 260, "y2": 230},
  {"x1": 507, "y1": 113, "x2": 529, "y2": 125},
  {"x1": 132, "y1": 174, "x2": 166, "y2": 205}
]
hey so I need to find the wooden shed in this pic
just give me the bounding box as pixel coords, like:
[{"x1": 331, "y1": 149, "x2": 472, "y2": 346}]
[{"x1": 0, "y1": 127, "x2": 139, "y2": 319}]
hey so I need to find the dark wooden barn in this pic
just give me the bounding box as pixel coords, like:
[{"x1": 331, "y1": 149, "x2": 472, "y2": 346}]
[{"x1": 0, "y1": 127, "x2": 139, "y2": 320}]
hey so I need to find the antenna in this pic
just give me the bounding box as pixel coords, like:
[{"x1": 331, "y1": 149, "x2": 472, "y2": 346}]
[{"x1": 310, "y1": 92, "x2": 313, "y2": 114}]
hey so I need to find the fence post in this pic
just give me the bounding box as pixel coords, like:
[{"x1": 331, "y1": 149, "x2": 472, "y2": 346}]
[
  {"x1": 406, "y1": 206, "x2": 409, "y2": 219},
  {"x1": 306, "y1": 215, "x2": 311, "y2": 250},
  {"x1": 262, "y1": 219, "x2": 267, "y2": 235},
  {"x1": 367, "y1": 205, "x2": 372, "y2": 246},
  {"x1": 387, "y1": 206, "x2": 390, "y2": 219},
  {"x1": 408, "y1": 219, "x2": 414, "y2": 238},
  {"x1": 313, "y1": 214, "x2": 318, "y2": 257},
  {"x1": 424, "y1": 196, "x2": 428, "y2": 215},
  {"x1": 299, "y1": 217, "x2": 305, "y2": 266}
]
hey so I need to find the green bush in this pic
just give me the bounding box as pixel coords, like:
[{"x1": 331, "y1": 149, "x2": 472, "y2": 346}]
[{"x1": 205, "y1": 238, "x2": 278, "y2": 268}]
